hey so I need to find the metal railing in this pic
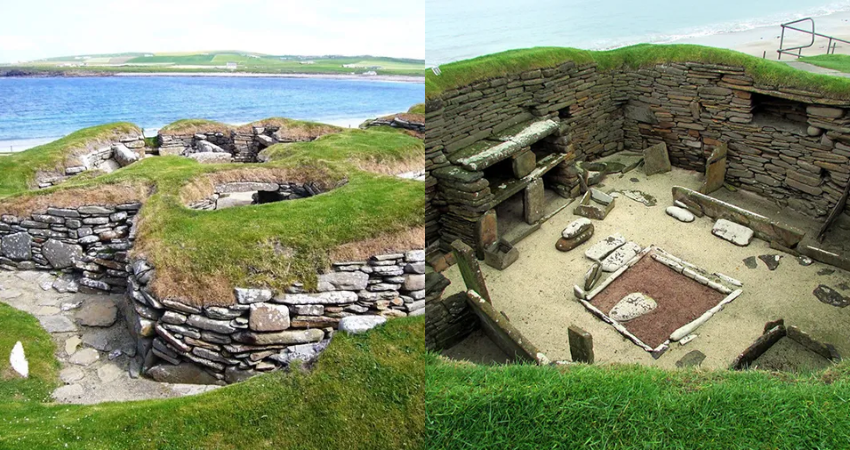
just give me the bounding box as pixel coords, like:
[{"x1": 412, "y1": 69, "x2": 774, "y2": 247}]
[{"x1": 778, "y1": 17, "x2": 850, "y2": 59}]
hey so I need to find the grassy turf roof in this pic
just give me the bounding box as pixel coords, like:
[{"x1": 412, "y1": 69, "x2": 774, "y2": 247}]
[
  {"x1": 0, "y1": 124, "x2": 424, "y2": 305},
  {"x1": 799, "y1": 54, "x2": 850, "y2": 74},
  {"x1": 0, "y1": 305, "x2": 425, "y2": 449},
  {"x1": 427, "y1": 359, "x2": 850, "y2": 449},
  {"x1": 157, "y1": 118, "x2": 230, "y2": 134},
  {"x1": 0, "y1": 123, "x2": 140, "y2": 197},
  {"x1": 425, "y1": 44, "x2": 850, "y2": 100}
]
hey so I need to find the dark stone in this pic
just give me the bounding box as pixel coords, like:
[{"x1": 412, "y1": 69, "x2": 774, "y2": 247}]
[
  {"x1": 676, "y1": 350, "x2": 706, "y2": 368},
  {"x1": 818, "y1": 268, "x2": 835, "y2": 276},
  {"x1": 0, "y1": 232, "x2": 32, "y2": 261},
  {"x1": 630, "y1": 178, "x2": 639, "y2": 183},
  {"x1": 643, "y1": 142, "x2": 671, "y2": 175},
  {"x1": 743, "y1": 256, "x2": 758, "y2": 269},
  {"x1": 147, "y1": 362, "x2": 220, "y2": 385},
  {"x1": 814, "y1": 285, "x2": 849, "y2": 307},
  {"x1": 758, "y1": 254, "x2": 782, "y2": 271},
  {"x1": 568, "y1": 325, "x2": 594, "y2": 363}
]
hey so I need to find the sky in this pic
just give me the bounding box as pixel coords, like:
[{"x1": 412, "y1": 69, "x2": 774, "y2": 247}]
[{"x1": 0, "y1": 0, "x2": 424, "y2": 63}]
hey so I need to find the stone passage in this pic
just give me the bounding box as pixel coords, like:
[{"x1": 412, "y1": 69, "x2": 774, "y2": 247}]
[
  {"x1": 187, "y1": 181, "x2": 335, "y2": 210},
  {"x1": 36, "y1": 135, "x2": 146, "y2": 189}
]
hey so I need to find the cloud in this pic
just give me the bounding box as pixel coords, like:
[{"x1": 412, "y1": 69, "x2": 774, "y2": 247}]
[{"x1": 0, "y1": 0, "x2": 423, "y2": 62}]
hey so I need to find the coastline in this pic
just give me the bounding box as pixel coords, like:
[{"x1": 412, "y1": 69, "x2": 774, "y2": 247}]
[{"x1": 669, "y1": 9, "x2": 850, "y2": 60}]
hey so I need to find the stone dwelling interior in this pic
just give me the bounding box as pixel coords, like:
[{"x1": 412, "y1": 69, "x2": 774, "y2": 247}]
[{"x1": 425, "y1": 60, "x2": 850, "y2": 373}]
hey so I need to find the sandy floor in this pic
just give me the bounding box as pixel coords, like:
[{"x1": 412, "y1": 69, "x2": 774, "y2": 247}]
[
  {"x1": 672, "y1": 10, "x2": 850, "y2": 60},
  {"x1": 442, "y1": 154, "x2": 850, "y2": 370}
]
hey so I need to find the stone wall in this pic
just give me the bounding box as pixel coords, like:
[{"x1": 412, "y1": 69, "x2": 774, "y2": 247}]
[
  {"x1": 424, "y1": 272, "x2": 478, "y2": 351},
  {"x1": 36, "y1": 135, "x2": 145, "y2": 189},
  {"x1": 0, "y1": 203, "x2": 141, "y2": 292},
  {"x1": 1, "y1": 199, "x2": 425, "y2": 384},
  {"x1": 125, "y1": 250, "x2": 426, "y2": 384},
  {"x1": 159, "y1": 125, "x2": 326, "y2": 164},
  {"x1": 187, "y1": 181, "x2": 331, "y2": 210},
  {"x1": 426, "y1": 58, "x2": 850, "y2": 254}
]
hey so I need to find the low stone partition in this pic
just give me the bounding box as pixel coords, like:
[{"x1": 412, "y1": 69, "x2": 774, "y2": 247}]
[
  {"x1": 36, "y1": 135, "x2": 146, "y2": 189},
  {"x1": 124, "y1": 249, "x2": 426, "y2": 384},
  {"x1": 466, "y1": 290, "x2": 546, "y2": 364},
  {"x1": 0, "y1": 203, "x2": 141, "y2": 292},
  {"x1": 362, "y1": 116, "x2": 425, "y2": 133},
  {"x1": 187, "y1": 181, "x2": 332, "y2": 210},
  {"x1": 672, "y1": 186, "x2": 805, "y2": 248},
  {"x1": 425, "y1": 272, "x2": 479, "y2": 351}
]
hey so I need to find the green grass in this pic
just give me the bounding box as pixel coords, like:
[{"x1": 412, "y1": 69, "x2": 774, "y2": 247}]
[
  {"x1": 158, "y1": 119, "x2": 229, "y2": 134},
  {"x1": 426, "y1": 44, "x2": 850, "y2": 99},
  {"x1": 0, "y1": 122, "x2": 140, "y2": 197},
  {"x1": 0, "y1": 303, "x2": 59, "y2": 404},
  {"x1": 408, "y1": 103, "x2": 425, "y2": 114},
  {"x1": 0, "y1": 126, "x2": 424, "y2": 304},
  {"x1": 0, "y1": 315, "x2": 427, "y2": 449},
  {"x1": 799, "y1": 54, "x2": 850, "y2": 73},
  {"x1": 426, "y1": 360, "x2": 850, "y2": 449},
  {"x1": 11, "y1": 52, "x2": 427, "y2": 77}
]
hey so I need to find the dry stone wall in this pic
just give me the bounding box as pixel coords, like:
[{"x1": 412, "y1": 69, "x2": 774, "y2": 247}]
[
  {"x1": 126, "y1": 250, "x2": 425, "y2": 384},
  {"x1": 36, "y1": 135, "x2": 145, "y2": 188},
  {"x1": 159, "y1": 125, "x2": 326, "y2": 164},
  {"x1": 187, "y1": 181, "x2": 330, "y2": 210},
  {"x1": 426, "y1": 59, "x2": 850, "y2": 253}
]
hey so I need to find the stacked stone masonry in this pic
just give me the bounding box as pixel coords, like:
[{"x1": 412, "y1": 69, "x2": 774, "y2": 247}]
[
  {"x1": 0, "y1": 201, "x2": 424, "y2": 384},
  {"x1": 187, "y1": 181, "x2": 330, "y2": 210},
  {"x1": 426, "y1": 60, "x2": 850, "y2": 253},
  {"x1": 127, "y1": 250, "x2": 425, "y2": 384},
  {"x1": 159, "y1": 125, "x2": 325, "y2": 163},
  {"x1": 36, "y1": 134, "x2": 145, "y2": 189}
]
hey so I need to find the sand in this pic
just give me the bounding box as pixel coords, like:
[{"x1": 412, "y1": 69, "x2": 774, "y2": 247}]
[
  {"x1": 441, "y1": 153, "x2": 850, "y2": 370},
  {"x1": 671, "y1": 10, "x2": 850, "y2": 60}
]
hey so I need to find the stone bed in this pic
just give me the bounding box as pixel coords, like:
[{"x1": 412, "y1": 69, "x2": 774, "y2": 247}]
[{"x1": 1, "y1": 201, "x2": 425, "y2": 385}]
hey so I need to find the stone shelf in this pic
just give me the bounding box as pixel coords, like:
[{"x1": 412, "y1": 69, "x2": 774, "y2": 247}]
[
  {"x1": 450, "y1": 119, "x2": 559, "y2": 172},
  {"x1": 483, "y1": 152, "x2": 567, "y2": 211}
]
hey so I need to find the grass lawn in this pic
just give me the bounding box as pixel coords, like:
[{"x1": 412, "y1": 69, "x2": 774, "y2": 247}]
[
  {"x1": 0, "y1": 313, "x2": 426, "y2": 449},
  {"x1": 799, "y1": 54, "x2": 850, "y2": 73},
  {"x1": 426, "y1": 44, "x2": 850, "y2": 99},
  {"x1": 0, "y1": 124, "x2": 424, "y2": 305},
  {"x1": 426, "y1": 360, "x2": 850, "y2": 449},
  {"x1": 0, "y1": 303, "x2": 59, "y2": 404}
]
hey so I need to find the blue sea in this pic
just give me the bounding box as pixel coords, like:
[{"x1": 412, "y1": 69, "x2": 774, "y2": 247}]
[
  {"x1": 426, "y1": 0, "x2": 850, "y2": 66},
  {"x1": 0, "y1": 76, "x2": 424, "y2": 151}
]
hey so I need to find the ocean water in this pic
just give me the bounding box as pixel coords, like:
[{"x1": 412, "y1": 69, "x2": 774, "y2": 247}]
[
  {"x1": 0, "y1": 76, "x2": 424, "y2": 151},
  {"x1": 426, "y1": 0, "x2": 850, "y2": 65}
]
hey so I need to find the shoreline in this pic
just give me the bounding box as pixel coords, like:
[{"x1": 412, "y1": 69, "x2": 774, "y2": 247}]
[
  {"x1": 669, "y1": 9, "x2": 850, "y2": 60},
  {"x1": 2, "y1": 70, "x2": 424, "y2": 83}
]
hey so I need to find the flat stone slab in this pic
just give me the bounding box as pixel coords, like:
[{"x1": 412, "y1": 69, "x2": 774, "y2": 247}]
[
  {"x1": 610, "y1": 293, "x2": 657, "y2": 322},
  {"x1": 52, "y1": 384, "x2": 85, "y2": 402},
  {"x1": 620, "y1": 190, "x2": 657, "y2": 207},
  {"x1": 666, "y1": 206, "x2": 695, "y2": 223},
  {"x1": 68, "y1": 348, "x2": 99, "y2": 366},
  {"x1": 39, "y1": 315, "x2": 77, "y2": 333},
  {"x1": 743, "y1": 256, "x2": 758, "y2": 269},
  {"x1": 585, "y1": 234, "x2": 627, "y2": 262},
  {"x1": 339, "y1": 315, "x2": 387, "y2": 334},
  {"x1": 643, "y1": 142, "x2": 671, "y2": 175},
  {"x1": 97, "y1": 364, "x2": 124, "y2": 383},
  {"x1": 601, "y1": 242, "x2": 642, "y2": 272},
  {"x1": 712, "y1": 219, "x2": 754, "y2": 246},
  {"x1": 676, "y1": 350, "x2": 706, "y2": 368},
  {"x1": 59, "y1": 367, "x2": 85, "y2": 383},
  {"x1": 562, "y1": 218, "x2": 593, "y2": 239},
  {"x1": 75, "y1": 298, "x2": 118, "y2": 327}
]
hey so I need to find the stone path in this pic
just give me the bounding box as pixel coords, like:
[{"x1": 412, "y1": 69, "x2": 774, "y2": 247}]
[
  {"x1": 784, "y1": 61, "x2": 850, "y2": 78},
  {"x1": 0, "y1": 270, "x2": 219, "y2": 404}
]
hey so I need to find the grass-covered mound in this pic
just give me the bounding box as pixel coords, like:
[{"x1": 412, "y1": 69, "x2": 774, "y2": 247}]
[
  {"x1": 236, "y1": 117, "x2": 343, "y2": 140},
  {"x1": 0, "y1": 125, "x2": 424, "y2": 305},
  {"x1": 0, "y1": 123, "x2": 140, "y2": 197},
  {"x1": 426, "y1": 359, "x2": 850, "y2": 449},
  {"x1": 800, "y1": 54, "x2": 850, "y2": 74},
  {"x1": 0, "y1": 315, "x2": 426, "y2": 449},
  {"x1": 158, "y1": 118, "x2": 230, "y2": 135},
  {"x1": 425, "y1": 44, "x2": 850, "y2": 100}
]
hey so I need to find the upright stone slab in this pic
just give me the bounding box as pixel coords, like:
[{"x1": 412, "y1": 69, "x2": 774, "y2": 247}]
[
  {"x1": 523, "y1": 178, "x2": 545, "y2": 224},
  {"x1": 699, "y1": 142, "x2": 727, "y2": 194},
  {"x1": 474, "y1": 209, "x2": 498, "y2": 259},
  {"x1": 643, "y1": 142, "x2": 671, "y2": 176},
  {"x1": 451, "y1": 240, "x2": 491, "y2": 303},
  {"x1": 568, "y1": 325, "x2": 594, "y2": 364},
  {"x1": 1, "y1": 232, "x2": 32, "y2": 261},
  {"x1": 512, "y1": 149, "x2": 536, "y2": 178},
  {"x1": 42, "y1": 239, "x2": 84, "y2": 269}
]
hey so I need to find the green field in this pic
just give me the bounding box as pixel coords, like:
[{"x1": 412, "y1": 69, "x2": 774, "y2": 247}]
[{"x1": 6, "y1": 51, "x2": 426, "y2": 77}]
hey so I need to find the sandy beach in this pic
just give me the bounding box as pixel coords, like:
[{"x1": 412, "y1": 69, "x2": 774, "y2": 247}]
[
  {"x1": 671, "y1": 9, "x2": 850, "y2": 60},
  {"x1": 113, "y1": 72, "x2": 425, "y2": 83}
]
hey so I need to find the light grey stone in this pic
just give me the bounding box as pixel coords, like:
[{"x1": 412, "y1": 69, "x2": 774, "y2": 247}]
[
  {"x1": 402, "y1": 274, "x2": 425, "y2": 291},
  {"x1": 609, "y1": 293, "x2": 657, "y2": 322},
  {"x1": 59, "y1": 367, "x2": 85, "y2": 383},
  {"x1": 52, "y1": 384, "x2": 85, "y2": 401},
  {"x1": 339, "y1": 316, "x2": 387, "y2": 334},
  {"x1": 275, "y1": 291, "x2": 358, "y2": 305},
  {"x1": 186, "y1": 315, "x2": 236, "y2": 334},
  {"x1": 249, "y1": 303, "x2": 291, "y2": 331},
  {"x1": 316, "y1": 271, "x2": 369, "y2": 291},
  {"x1": 68, "y1": 348, "x2": 100, "y2": 366},
  {"x1": 711, "y1": 219, "x2": 754, "y2": 246},
  {"x1": 584, "y1": 233, "x2": 626, "y2": 262},
  {"x1": 666, "y1": 206, "x2": 695, "y2": 223},
  {"x1": 232, "y1": 328, "x2": 324, "y2": 345},
  {"x1": 188, "y1": 152, "x2": 232, "y2": 164},
  {"x1": 75, "y1": 298, "x2": 118, "y2": 327},
  {"x1": 112, "y1": 143, "x2": 139, "y2": 167},
  {"x1": 1, "y1": 232, "x2": 32, "y2": 261},
  {"x1": 39, "y1": 315, "x2": 77, "y2": 333},
  {"x1": 42, "y1": 239, "x2": 84, "y2": 269},
  {"x1": 601, "y1": 242, "x2": 642, "y2": 272},
  {"x1": 234, "y1": 288, "x2": 273, "y2": 304}
]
